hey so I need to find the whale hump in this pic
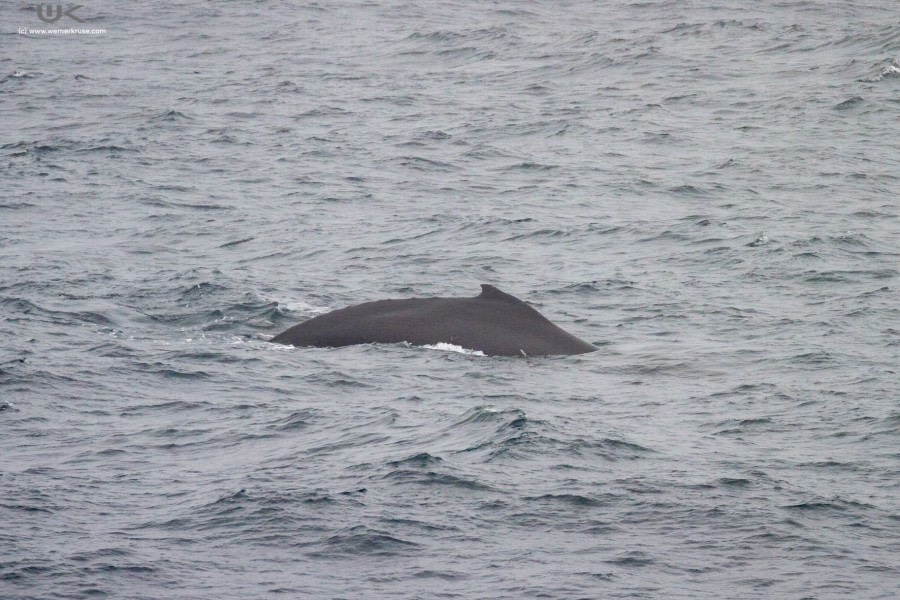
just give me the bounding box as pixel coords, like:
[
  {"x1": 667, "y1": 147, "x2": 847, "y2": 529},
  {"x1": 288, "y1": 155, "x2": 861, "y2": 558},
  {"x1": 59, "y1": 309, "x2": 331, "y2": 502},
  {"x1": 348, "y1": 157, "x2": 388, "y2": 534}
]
[
  {"x1": 478, "y1": 284, "x2": 525, "y2": 304},
  {"x1": 272, "y1": 284, "x2": 596, "y2": 356}
]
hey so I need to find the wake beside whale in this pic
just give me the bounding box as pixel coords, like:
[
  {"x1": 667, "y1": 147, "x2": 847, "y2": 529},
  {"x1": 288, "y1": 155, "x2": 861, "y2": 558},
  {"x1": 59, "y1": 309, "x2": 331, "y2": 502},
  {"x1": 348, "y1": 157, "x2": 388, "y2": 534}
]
[{"x1": 270, "y1": 284, "x2": 596, "y2": 357}]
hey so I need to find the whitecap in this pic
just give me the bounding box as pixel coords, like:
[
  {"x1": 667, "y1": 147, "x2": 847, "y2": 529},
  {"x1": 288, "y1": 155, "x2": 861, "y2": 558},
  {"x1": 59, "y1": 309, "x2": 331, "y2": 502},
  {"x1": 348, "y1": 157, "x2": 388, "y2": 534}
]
[{"x1": 422, "y1": 342, "x2": 486, "y2": 356}]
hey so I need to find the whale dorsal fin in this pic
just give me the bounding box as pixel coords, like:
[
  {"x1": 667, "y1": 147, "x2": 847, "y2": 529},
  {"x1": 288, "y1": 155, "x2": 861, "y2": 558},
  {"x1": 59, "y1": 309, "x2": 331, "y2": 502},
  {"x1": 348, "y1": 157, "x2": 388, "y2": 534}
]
[{"x1": 478, "y1": 284, "x2": 526, "y2": 305}]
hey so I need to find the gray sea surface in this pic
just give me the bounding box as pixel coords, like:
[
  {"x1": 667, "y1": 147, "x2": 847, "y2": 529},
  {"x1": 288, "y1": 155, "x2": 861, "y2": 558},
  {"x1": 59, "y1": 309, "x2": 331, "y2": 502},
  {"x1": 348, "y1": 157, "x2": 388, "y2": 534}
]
[{"x1": 2, "y1": 1, "x2": 899, "y2": 598}]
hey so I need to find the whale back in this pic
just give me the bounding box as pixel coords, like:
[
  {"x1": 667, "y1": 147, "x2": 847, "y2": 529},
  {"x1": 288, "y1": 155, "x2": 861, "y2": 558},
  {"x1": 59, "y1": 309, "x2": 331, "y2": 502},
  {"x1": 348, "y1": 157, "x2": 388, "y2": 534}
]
[{"x1": 271, "y1": 284, "x2": 595, "y2": 357}]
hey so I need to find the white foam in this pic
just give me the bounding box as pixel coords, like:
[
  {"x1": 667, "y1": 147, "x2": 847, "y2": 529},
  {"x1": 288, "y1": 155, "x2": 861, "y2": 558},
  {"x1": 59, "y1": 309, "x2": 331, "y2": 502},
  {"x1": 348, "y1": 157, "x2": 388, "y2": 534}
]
[
  {"x1": 423, "y1": 342, "x2": 486, "y2": 356},
  {"x1": 873, "y1": 64, "x2": 900, "y2": 82},
  {"x1": 281, "y1": 300, "x2": 330, "y2": 315},
  {"x1": 262, "y1": 293, "x2": 331, "y2": 316}
]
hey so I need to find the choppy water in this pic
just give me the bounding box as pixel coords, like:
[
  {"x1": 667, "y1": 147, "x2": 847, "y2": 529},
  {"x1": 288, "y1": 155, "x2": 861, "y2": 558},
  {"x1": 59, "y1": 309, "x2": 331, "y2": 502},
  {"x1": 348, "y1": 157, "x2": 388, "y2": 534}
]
[{"x1": 2, "y1": 1, "x2": 899, "y2": 598}]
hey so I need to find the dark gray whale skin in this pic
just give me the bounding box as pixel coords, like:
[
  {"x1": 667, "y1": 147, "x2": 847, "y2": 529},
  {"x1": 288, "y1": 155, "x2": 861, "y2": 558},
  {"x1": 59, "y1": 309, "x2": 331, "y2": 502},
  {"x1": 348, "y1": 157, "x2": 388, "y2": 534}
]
[{"x1": 270, "y1": 284, "x2": 596, "y2": 357}]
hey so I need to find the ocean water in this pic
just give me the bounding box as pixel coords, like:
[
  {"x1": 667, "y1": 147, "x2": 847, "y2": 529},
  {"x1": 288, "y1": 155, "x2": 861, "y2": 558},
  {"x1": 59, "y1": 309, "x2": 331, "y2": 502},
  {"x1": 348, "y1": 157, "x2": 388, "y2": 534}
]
[{"x1": 2, "y1": 1, "x2": 898, "y2": 598}]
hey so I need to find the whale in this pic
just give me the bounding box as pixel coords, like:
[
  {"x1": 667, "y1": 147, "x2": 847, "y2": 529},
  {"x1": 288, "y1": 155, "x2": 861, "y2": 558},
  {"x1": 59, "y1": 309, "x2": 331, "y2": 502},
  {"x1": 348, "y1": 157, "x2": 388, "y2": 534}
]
[{"x1": 270, "y1": 284, "x2": 596, "y2": 357}]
